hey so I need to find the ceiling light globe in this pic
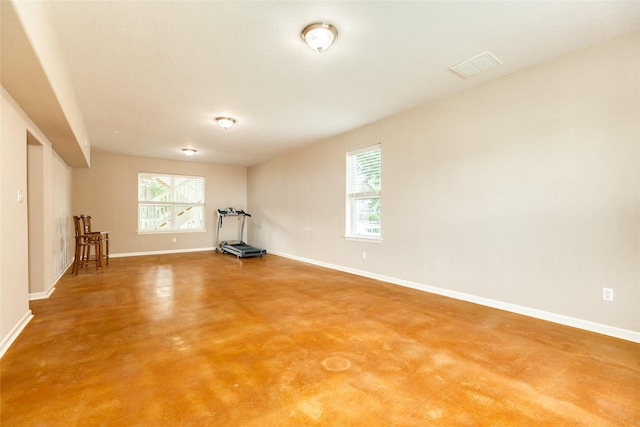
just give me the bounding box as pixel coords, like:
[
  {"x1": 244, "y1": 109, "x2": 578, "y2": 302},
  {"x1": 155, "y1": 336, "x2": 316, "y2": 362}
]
[
  {"x1": 216, "y1": 117, "x2": 236, "y2": 129},
  {"x1": 302, "y1": 23, "x2": 338, "y2": 52},
  {"x1": 182, "y1": 148, "x2": 196, "y2": 156}
]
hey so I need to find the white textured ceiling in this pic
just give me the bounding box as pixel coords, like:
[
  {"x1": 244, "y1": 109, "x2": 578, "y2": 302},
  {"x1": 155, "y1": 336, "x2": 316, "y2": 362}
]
[{"x1": 46, "y1": 1, "x2": 639, "y2": 167}]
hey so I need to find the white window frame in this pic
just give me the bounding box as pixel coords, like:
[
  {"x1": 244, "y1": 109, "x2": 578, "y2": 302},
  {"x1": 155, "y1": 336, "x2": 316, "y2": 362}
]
[
  {"x1": 345, "y1": 144, "x2": 382, "y2": 242},
  {"x1": 137, "y1": 172, "x2": 206, "y2": 233}
]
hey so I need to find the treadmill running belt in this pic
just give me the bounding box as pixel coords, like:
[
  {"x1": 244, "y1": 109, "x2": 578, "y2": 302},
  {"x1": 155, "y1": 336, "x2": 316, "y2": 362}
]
[{"x1": 220, "y1": 242, "x2": 267, "y2": 258}]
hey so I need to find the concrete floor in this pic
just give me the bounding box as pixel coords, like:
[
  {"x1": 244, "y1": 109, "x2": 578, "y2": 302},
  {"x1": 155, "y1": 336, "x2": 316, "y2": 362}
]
[{"x1": 1, "y1": 252, "x2": 638, "y2": 426}]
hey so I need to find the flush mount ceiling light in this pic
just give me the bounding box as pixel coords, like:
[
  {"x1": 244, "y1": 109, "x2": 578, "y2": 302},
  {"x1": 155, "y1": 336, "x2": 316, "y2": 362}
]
[
  {"x1": 182, "y1": 148, "x2": 197, "y2": 156},
  {"x1": 215, "y1": 117, "x2": 236, "y2": 129},
  {"x1": 301, "y1": 22, "x2": 338, "y2": 52}
]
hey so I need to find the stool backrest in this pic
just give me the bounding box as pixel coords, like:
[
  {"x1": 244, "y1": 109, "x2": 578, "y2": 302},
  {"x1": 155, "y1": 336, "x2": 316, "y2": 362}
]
[
  {"x1": 80, "y1": 215, "x2": 93, "y2": 234},
  {"x1": 73, "y1": 215, "x2": 83, "y2": 237}
]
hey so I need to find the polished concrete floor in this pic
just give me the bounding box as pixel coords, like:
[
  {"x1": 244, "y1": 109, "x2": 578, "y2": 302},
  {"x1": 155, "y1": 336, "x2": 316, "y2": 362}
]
[{"x1": 1, "y1": 252, "x2": 639, "y2": 426}]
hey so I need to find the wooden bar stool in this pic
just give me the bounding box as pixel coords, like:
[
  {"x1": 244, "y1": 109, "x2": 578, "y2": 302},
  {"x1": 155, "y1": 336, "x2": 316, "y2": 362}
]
[
  {"x1": 72, "y1": 215, "x2": 103, "y2": 275},
  {"x1": 80, "y1": 214, "x2": 109, "y2": 266}
]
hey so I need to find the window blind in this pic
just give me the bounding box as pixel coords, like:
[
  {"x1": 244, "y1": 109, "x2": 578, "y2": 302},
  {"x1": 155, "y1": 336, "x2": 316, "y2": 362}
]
[{"x1": 347, "y1": 144, "x2": 381, "y2": 197}]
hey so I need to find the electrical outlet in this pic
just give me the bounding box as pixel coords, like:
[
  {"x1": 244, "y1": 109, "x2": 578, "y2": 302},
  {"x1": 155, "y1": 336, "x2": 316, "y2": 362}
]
[
  {"x1": 362, "y1": 251, "x2": 367, "y2": 260},
  {"x1": 172, "y1": 237, "x2": 177, "y2": 243},
  {"x1": 602, "y1": 288, "x2": 614, "y2": 301}
]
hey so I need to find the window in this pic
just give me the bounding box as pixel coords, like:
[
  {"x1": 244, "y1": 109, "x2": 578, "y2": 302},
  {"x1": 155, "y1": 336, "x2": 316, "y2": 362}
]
[
  {"x1": 138, "y1": 173, "x2": 205, "y2": 232},
  {"x1": 346, "y1": 144, "x2": 381, "y2": 240}
]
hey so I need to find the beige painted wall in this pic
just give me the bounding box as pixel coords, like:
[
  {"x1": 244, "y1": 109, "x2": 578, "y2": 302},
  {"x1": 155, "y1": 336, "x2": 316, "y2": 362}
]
[
  {"x1": 248, "y1": 32, "x2": 640, "y2": 333},
  {"x1": 72, "y1": 152, "x2": 247, "y2": 255},
  {"x1": 52, "y1": 151, "x2": 74, "y2": 281},
  {"x1": 1, "y1": 90, "x2": 31, "y2": 346},
  {"x1": 1, "y1": 89, "x2": 74, "y2": 353}
]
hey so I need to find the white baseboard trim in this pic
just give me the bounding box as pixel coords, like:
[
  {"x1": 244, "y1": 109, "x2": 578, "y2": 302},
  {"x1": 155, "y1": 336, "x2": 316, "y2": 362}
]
[
  {"x1": 111, "y1": 247, "x2": 215, "y2": 258},
  {"x1": 271, "y1": 251, "x2": 640, "y2": 343},
  {"x1": 0, "y1": 310, "x2": 34, "y2": 359},
  {"x1": 29, "y1": 286, "x2": 56, "y2": 301},
  {"x1": 53, "y1": 259, "x2": 74, "y2": 284},
  {"x1": 29, "y1": 259, "x2": 74, "y2": 301}
]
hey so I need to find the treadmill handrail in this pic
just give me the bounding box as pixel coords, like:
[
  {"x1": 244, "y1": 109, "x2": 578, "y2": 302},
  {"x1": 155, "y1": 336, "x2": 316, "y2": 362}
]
[{"x1": 216, "y1": 207, "x2": 249, "y2": 248}]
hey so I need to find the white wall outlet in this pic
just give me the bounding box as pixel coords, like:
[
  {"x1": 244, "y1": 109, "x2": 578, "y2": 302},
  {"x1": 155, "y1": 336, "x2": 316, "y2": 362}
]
[
  {"x1": 172, "y1": 237, "x2": 177, "y2": 243},
  {"x1": 362, "y1": 251, "x2": 367, "y2": 259},
  {"x1": 602, "y1": 288, "x2": 614, "y2": 301},
  {"x1": 17, "y1": 190, "x2": 24, "y2": 203}
]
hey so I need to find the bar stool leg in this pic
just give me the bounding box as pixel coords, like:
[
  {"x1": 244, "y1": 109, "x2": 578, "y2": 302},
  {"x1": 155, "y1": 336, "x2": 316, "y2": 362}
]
[
  {"x1": 98, "y1": 235, "x2": 104, "y2": 272},
  {"x1": 73, "y1": 236, "x2": 81, "y2": 275}
]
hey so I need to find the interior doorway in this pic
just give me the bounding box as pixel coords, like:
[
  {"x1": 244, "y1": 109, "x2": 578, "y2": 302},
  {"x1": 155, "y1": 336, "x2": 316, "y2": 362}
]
[{"x1": 26, "y1": 131, "x2": 49, "y2": 298}]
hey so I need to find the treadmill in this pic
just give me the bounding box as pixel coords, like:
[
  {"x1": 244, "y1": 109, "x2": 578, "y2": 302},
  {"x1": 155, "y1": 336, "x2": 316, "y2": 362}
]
[{"x1": 215, "y1": 208, "x2": 267, "y2": 258}]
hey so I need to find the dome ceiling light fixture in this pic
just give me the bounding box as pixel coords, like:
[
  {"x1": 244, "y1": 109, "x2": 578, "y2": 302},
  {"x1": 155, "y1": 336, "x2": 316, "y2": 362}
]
[
  {"x1": 216, "y1": 117, "x2": 236, "y2": 129},
  {"x1": 182, "y1": 148, "x2": 197, "y2": 156},
  {"x1": 301, "y1": 22, "x2": 338, "y2": 52}
]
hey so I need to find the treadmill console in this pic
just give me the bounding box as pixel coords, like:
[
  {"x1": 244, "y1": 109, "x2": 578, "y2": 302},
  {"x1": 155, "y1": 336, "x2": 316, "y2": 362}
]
[{"x1": 218, "y1": 207, "x2": 249, "y2": 216}]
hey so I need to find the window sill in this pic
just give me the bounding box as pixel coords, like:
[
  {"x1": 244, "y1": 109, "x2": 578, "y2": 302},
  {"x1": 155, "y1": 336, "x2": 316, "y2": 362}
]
[{"x1": 343, "y1": 235, "x2": 382, "y2": 244}]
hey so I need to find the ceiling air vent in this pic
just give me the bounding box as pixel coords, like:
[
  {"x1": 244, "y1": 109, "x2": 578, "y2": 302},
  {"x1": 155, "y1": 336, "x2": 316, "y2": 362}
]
[{"x1": 450, "y1": 51, "x2": 502, "y2": 78}]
